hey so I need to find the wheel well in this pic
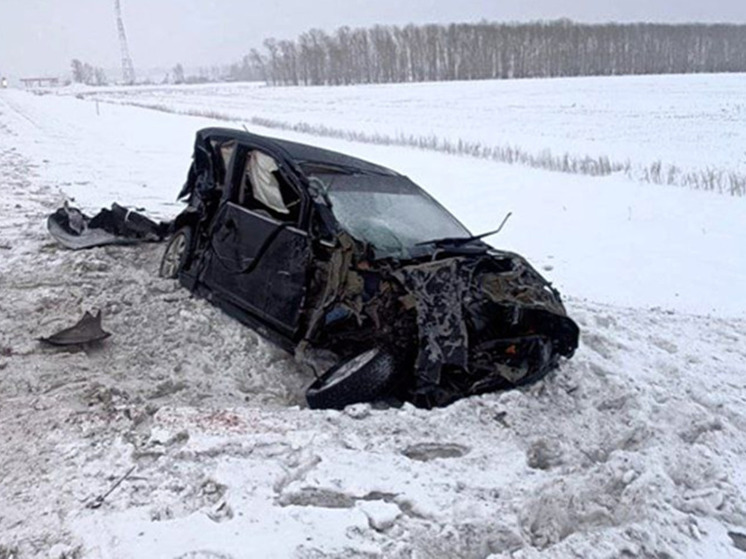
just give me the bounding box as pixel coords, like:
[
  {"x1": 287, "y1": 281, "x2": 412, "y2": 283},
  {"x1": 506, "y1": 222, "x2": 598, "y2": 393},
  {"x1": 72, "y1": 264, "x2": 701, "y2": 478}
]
[{"x1": 174, "y1": 210, "x2": 199, "y2": 232}]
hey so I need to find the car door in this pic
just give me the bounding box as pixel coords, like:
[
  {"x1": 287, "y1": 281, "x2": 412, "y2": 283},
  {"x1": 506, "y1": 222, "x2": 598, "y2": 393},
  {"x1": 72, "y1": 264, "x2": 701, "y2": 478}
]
[{"x1": 205, "y1": 146, "x2": 311, "y2": 337}]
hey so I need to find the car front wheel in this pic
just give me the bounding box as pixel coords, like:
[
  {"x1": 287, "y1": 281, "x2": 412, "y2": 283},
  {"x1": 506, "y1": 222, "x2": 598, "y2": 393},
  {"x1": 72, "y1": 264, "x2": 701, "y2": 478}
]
[
  {"x1": 159, "y1": 226, "x2": 193, "y2": 279},
  {"x1": 306, "y1": 348, "x2": 397, "y2": 410}
]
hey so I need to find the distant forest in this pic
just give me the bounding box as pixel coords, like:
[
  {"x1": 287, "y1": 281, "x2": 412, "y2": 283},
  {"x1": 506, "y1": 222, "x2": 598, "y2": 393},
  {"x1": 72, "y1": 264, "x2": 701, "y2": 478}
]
[{"x1": 228, "y1": 20, "x2": 746, "y2": 86}]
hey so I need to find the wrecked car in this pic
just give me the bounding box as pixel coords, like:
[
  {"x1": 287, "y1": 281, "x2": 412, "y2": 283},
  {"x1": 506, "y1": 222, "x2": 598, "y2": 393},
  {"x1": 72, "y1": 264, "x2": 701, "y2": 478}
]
[{"x1": 159, "y1": 127, "x2": 579, "y2": 409}]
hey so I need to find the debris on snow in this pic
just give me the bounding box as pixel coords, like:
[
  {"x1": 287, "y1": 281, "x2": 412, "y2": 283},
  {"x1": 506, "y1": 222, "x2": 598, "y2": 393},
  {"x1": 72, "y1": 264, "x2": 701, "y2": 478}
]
[{"x1": 39, "y1": 309, "x2": 111, "y2": 346}]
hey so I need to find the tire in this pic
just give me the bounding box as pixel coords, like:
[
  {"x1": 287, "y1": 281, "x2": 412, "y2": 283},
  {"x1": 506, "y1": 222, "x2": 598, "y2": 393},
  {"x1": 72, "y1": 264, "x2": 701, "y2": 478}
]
[
  {"x1": 306, "y1": 348, "x2": 397, "y2": 410},
  {"x1": 159, "y1": 226, "x2": 193, "y2": 279}
]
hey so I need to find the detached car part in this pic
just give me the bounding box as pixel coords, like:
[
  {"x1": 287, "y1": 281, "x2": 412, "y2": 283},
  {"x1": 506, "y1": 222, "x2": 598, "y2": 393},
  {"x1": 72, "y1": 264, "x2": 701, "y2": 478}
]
[
  {"x1": 48, "y1": 202, "x2": 169, "y2": 250},
  {"x1": 40, "y1": 310, "x2": 111, "y2": 346},
  {"x1": 161, "y1": 127, "x2": 580, "y2": 409}
]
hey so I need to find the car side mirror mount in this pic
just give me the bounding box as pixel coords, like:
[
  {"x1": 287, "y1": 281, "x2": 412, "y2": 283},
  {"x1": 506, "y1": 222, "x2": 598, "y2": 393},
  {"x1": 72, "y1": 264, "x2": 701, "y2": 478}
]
[{"x1": 307, "y1": 177, "x2": 333, "y2": 208}]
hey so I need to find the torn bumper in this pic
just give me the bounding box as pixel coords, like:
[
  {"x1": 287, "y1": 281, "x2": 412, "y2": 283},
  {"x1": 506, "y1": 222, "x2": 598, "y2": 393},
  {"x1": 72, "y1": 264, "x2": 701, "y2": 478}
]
[{"x1": 47, "y1": 203, "x2": 170, "y2": 250}]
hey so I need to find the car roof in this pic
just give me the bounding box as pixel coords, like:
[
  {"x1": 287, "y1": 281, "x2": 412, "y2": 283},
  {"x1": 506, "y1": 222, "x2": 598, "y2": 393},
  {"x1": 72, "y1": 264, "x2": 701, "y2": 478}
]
[{"x1": 196, "y1": 127, "x2": 398, "y2": 177}]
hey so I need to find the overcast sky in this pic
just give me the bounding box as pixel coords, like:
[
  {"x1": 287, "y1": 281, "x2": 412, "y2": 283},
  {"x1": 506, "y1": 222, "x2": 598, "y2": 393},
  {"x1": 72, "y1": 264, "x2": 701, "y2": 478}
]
[{"x1": 2, "y1": 0, "x2": 746, "y2": 79}]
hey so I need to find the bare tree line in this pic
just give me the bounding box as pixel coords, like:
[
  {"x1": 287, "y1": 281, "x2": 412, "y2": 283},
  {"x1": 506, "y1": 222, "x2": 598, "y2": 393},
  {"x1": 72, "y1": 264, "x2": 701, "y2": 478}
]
[
  {"x1": 228, "y1": 20, "x2": 746, "y2": 85},
  {"x1": 70, "y1": 59, "x2": 108, "y2": 86}
]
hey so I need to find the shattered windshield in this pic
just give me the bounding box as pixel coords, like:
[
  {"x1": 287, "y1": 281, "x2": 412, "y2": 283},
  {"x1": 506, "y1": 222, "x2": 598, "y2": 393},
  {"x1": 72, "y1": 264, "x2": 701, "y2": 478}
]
[{"x1": 314, "y1": 174, "x2": 471, "y2": 259}]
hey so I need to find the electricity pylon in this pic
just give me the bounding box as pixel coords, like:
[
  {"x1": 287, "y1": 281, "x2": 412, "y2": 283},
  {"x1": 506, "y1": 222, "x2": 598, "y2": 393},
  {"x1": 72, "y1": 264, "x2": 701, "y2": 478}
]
[{"x1": 115, "y1": 0, "x2": 136, "y2": 84}]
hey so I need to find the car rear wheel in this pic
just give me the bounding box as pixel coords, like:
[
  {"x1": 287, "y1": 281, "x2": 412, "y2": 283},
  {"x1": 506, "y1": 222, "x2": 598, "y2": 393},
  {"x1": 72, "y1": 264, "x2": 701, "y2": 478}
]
[
  {"x1": 306, "y1": 348, "x2": 397, "y2": 410},
  {"x1": 159, "y1": 226, "x2": 193, "y2": 279}
]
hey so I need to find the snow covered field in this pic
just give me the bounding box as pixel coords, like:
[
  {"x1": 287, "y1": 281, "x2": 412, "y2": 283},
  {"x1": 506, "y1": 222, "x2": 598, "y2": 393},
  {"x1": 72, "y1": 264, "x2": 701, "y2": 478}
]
[
  {"x1": 1, "y1": 79, "x2": 745, "y2": 558},
  {"x1": 75, "y1": 73, "x2": 746, "y2": 187}
]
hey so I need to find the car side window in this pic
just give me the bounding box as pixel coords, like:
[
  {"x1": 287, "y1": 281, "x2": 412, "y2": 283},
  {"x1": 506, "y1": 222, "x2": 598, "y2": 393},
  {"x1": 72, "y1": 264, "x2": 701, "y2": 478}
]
[
  {"x1": 203, "y1": 139, "x2": 236, "y2": 198},
  {"x1": 237, "y1": 150, "x2": 301, "y2": 223}
]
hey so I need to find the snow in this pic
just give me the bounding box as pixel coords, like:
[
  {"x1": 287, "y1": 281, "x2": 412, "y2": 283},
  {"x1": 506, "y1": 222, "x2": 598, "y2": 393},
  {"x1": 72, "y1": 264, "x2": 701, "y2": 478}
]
[
  {"x1": 72, "y1": 73, "x2": 746, "y2": 178},
  {"x1": 1, "y1": 76, "x2": 746, "y2": 558}
]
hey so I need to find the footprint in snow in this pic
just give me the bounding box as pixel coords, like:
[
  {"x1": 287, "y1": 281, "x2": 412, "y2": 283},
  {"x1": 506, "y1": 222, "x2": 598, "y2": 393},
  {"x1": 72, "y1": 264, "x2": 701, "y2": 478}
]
[{"x1": 402, "y1": 442, "x2": 470, "y2": 462}]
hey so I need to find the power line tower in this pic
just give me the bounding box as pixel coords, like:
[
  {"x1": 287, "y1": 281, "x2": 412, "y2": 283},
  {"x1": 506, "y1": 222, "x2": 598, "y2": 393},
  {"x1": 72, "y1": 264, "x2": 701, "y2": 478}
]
[{"x1": 114, "y1": 0, "x2": 136, "y2": 84}]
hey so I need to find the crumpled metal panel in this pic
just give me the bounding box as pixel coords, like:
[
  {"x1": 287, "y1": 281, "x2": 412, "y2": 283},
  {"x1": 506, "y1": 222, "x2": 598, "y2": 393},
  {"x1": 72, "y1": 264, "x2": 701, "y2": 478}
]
[
  {"x1": 394, "y1": 258, "x2": 472, "y2": 389},
  {"x1": 47, "y1": 203, "x2": 169, "y2": 250},
  {"x1": 477, "y1": 252, "x2": 567, "y2": 317},
  {"x1": 39, "y1": 310, "x2": 111, "y2": 346}
]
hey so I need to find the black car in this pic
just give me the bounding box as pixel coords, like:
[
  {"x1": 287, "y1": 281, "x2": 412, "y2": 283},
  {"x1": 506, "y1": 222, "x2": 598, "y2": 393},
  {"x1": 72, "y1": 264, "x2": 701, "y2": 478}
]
[{"x1": 159, "y1": 128, "x2": 579, "y2": 409}]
